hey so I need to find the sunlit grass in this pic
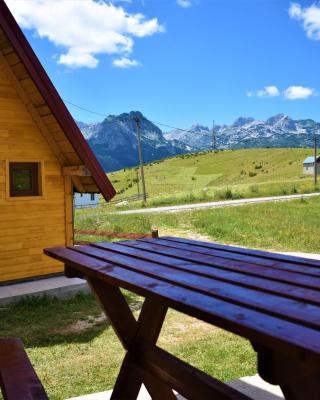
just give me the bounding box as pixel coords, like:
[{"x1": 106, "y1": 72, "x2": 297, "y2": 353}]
[
  {"x1": 76, "y1": 197, "x2": 320, "y2": 254},
  {"x1": 104, "y1": 148, "x2": 317, "y2": 210},
  {"x1": 0, "y1": 293, "x2": 255, "y2": 399}
]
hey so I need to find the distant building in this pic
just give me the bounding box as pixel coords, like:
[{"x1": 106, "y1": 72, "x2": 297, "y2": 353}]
[
  {"x1": 74, "y1": 193, "x2": 100, "y2": 209},
  {"x1": 303, "y1": 156, "x2": 320, "y2": 175}
]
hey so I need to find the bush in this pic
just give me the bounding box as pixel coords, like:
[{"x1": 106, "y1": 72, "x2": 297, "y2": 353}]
[
  {"x1": 249, "y1": 172, "x2": 257, "y2": 177},
  {"x1": 215, "y1": 188, "x2": 234, "y2": 200},
  {"x1": 191, "y1": 176, "x2": 196, "y2": 181},
  {"x1": 250, "y1": 185, "x2": 259, "y2": 193}
]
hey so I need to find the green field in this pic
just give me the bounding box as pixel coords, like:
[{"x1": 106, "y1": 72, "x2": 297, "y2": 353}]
[
  {"x1": 0, "y1": 294, "x2": 255, "y2": 399},
  {"x1": 75, "y1": 197, "x2": 320, "y2": 254},
  {"x1": 106, "y1": 148, "x2": 318, "y2": 208}
]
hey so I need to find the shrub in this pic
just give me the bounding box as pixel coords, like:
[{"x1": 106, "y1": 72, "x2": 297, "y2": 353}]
[
  {"x1": 191, "y1": 176, "x2": 196, "y2": 181},
  {"x1": 215, "y1": 188, "x2": 234, "y2": 200},
  {"x1": 250, "y1": 185, "x2": 259, "y2": 193},
  {"x1": 249, "y1": 172, "x2": 257, "y2": 177}
]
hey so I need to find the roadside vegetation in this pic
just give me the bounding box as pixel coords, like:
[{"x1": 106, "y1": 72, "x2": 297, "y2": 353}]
[
  {"x1": 76, "y1": 197, "x2": 320, "y2": 254},
  {"x1": 103, "y1": 148, "x2": 318, "y2": 210},
  {"x1": 0, "y1": 293, "x2": 255, "y2": 400}
]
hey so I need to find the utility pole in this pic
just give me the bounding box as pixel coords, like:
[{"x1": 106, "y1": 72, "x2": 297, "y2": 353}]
[
  {"x1": 136, "y1": 170, "x2": 140, "y2": 197},
  {"x1": 134, "y1": 117, "x2": 147, "y2": 203},
  {"x1": 212, "y1": 120, "x2": 217, "y2": 151},
  {"x1": 314, "y1": 134, "x2": 318, "y2": 186}
]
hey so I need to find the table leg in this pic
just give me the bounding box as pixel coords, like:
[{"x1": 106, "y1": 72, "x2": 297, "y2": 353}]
[
  {"x1": 88, "y1": 277, "x2": 176, "y2": 400},
  {"x1": 253, "y1": 343, "x2": 320, "y2": 400}
]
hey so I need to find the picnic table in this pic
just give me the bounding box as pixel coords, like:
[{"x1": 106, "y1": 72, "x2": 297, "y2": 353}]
[{"x1": 44, "y1": 236, "x2": 320, "y2": 400}]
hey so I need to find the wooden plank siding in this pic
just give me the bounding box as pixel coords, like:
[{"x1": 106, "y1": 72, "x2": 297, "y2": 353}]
[
  {"x1": 0, "y1": 10, "x2": 115, "y2": 282},
  {"x1": 0, "y1": 63, "x2": 67, "y2": 282},
  {"x1": 0, "y1": 27, "x2": 100, "y2": 194}
]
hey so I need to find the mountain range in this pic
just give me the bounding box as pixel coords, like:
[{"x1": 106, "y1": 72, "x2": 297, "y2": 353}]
[{"x1": 77, "y1": 112, "x2": 320, "y2": 172}]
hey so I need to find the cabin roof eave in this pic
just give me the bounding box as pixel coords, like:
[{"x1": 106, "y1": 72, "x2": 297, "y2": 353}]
[{"x1": 0, "y1": 0, "x2": 115, "y2": 200}]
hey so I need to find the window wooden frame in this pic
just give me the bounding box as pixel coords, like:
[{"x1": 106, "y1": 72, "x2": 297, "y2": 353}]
[
  {"x1": 6, "y1": 160, "x2": 44, "y2": 200},
  {"x1": 9, "y1": 162, "x2": 39, "y2": 197}
]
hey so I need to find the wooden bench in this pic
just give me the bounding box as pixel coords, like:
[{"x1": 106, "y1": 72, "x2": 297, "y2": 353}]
[
  {"x1": 0, "y1": 338, "x2": 48, "y2": 400},
  {"x1": 44, "y1": 236, "x2": 320, "y2": 399}
]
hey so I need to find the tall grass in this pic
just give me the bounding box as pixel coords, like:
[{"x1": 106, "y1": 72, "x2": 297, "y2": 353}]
[{"x1": 76, "y1": 197, "x2": 320, "y2": 253}]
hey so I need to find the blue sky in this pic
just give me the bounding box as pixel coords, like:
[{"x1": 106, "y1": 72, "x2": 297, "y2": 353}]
[{"x1": 6, "y1": 0, "x2": 320, "y2": 129}]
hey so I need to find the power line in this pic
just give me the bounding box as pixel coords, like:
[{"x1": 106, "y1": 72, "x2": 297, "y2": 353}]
[
  {"x1": 63, "y1": 99, "x2": 111, "y2": 118},
  {"x1": 63, "y1": 98, "x2": 214, "y2": 137}
]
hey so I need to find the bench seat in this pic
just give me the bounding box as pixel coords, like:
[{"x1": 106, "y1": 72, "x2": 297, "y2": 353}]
[{"x1": 0, "y1": 338, "x2": 48, "y2": 400}]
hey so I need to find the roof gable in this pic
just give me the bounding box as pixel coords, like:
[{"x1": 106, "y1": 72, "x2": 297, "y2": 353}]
[{"x1": 0, "y1": 0, "x2": 115, "y2": 200}]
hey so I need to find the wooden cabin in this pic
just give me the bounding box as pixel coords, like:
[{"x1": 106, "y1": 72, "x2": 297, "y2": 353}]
[{"x1": 0, "y1": 1, "x2": 115, "y2": 283}]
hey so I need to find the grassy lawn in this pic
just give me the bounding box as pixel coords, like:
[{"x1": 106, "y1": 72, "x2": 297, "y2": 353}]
[
  {"x1": 76, "y1": 197, "x2": 320, "y2": 253},
  {"x1": 0, "y1": 293, "x2": 255, "y2": 399},
  {"x1": 103, "y1": 148, "x2": 318, "y2": 209}
]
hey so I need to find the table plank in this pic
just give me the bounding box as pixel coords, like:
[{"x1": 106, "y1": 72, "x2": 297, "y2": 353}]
[
  {"x1": 114, "y1": 240, "x2": 320, "y2": 290},
  {"x1": 44, "y1": 246, "x2": 320, "y2": 361},
  {"x1": 93, "y1": 241, "x2": 320, "y2": 305},
  {"x1": 140, "y1": 238, "x2": 320, "y2": 278},
  {"x1": 72, "y1": 245, "x2": 320, "y2": 330},
  {"x1": 163, "y1": 236, "x2": 320, "y2": 268}
]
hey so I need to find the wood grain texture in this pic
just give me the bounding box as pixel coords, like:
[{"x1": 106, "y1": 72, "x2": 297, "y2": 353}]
[
  {"x1": 46, "y1": 237, "x2": 320, "y2": 399},
  {"x1": 44, "y1": 244, "x2": 320, "y2": 362},
  {"x1": 0, "y1": 60, "x2": 65, "y2": 281},
  {"x1": 0, "y1": 338, "x2": 48, "y2": 400}
]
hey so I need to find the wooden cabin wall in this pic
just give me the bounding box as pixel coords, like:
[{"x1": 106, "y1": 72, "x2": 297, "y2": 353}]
[{"x1": 0, "y1": 67, "x2": 70, "y2": 282}]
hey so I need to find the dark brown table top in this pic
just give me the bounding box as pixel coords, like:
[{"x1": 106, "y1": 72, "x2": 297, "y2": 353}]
[{"x1": 44, "y1": 236, "x2": 320, "y2": 363}]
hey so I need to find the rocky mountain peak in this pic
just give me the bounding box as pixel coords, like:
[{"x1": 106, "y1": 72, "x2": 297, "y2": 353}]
[
  {"x1": 190, "y1": 123, "x2": 210, "y2": 133},
  {"x1": 77, "y1": 112, "x2": 320, "y2": 172},
  {"x1": 232, "y1": 117, "x2": 255, "y2": 127}
]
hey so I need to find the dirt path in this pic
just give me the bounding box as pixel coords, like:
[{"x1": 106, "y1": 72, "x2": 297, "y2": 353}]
[{"x1": 116, "y1": 192, "x2": 320, "y2": 215}]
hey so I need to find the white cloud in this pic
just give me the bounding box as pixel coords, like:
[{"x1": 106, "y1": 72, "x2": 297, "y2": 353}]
[
  {"x1": 289, "y1": 2, "x2": 320, "y2": 40},
  {"x1": 257, "y1": 86, "x2": 280, "y2": 97},
  {"x1": 177, "y1": 0, "x2": 193, "y2": 8},
  {"x1": 247, "y1": 85, "x2": 316, "y2": 100},
  {"x1": 283, "y1": 85, "x2": 316, "y2": 100},
  {"x1": 5, "y1": 0, "x2": 164, "y2": 68},
  {"x1": 247, "y1": 86, "x2": 280, "y2": 98},
  {"x1": 112, "y1": 57, "x2": 140, "y2": 68}
]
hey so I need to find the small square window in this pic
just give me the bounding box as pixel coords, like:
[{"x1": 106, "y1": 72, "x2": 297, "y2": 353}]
[
  {"x1": 90, "y1": 194, "x2": 95, "y2": 201},
  {"x1": 9, "y1": 162, "x2": 40, "y2": 197}
]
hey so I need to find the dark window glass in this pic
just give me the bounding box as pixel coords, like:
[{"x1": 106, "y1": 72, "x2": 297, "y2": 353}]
[
  {"x1": 90, "y1": 194, "x2": 95, "y2": 201},
  {"x1": 9, "y1": 162, "x2": 40, "y2": 197}
]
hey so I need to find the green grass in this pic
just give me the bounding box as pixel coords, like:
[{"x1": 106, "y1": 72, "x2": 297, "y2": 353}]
[
  {"x1": 0, "y1": 294, "x2": 255, "y2": 399},
  {"x1": 75, "y1": 197, "x2": 320, "y2": 253},
  {"x1": 104, "y1": 148, "x2": 318, "y2": 209}
]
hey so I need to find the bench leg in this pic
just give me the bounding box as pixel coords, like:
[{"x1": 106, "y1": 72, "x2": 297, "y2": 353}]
[{"x1": 88, "y1": 277, "x2": 176, "y2": 400}]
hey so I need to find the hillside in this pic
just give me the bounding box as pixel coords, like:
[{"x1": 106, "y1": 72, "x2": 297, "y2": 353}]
[{"x1": 107, "y1": 148, "x2": 317, "y2": 205}]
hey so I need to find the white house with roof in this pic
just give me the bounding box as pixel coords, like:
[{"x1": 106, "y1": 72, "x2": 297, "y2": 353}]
[
  {"x1": 303, "y1": 156, "x2": 320, "y2": 175},
  {"x1": 74, "y1": 193, "x2": 100, "y2": 209}
]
